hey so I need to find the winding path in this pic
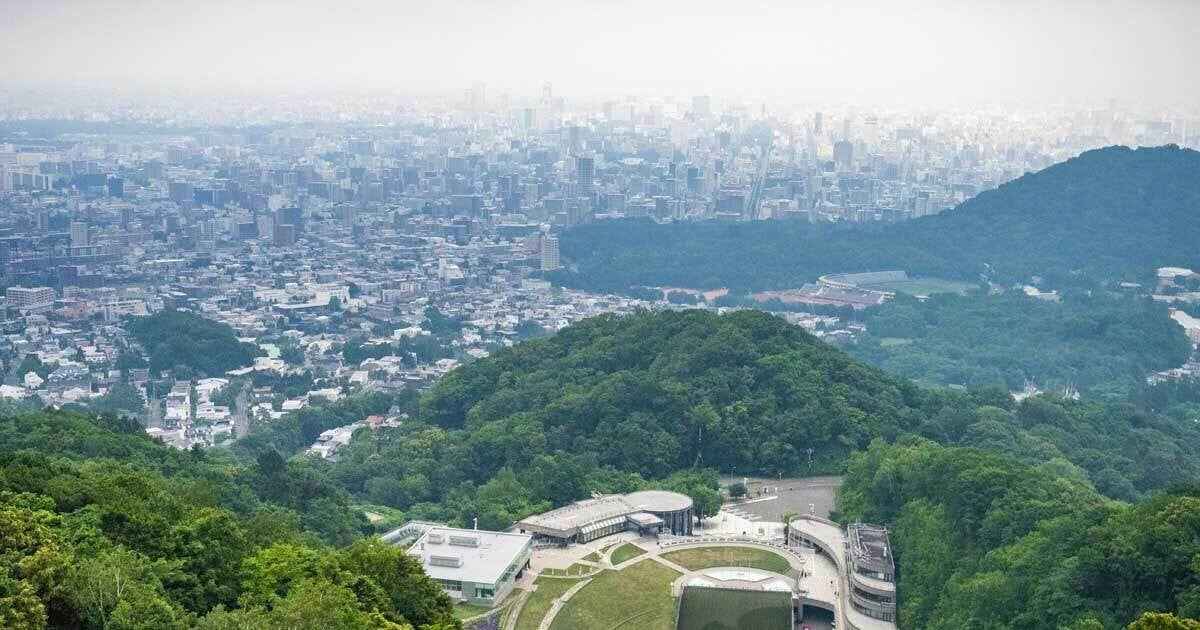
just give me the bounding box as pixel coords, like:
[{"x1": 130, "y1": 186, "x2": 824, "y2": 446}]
[{"x1": 537, "y1": 577, "x2": 593, "y2": 630}]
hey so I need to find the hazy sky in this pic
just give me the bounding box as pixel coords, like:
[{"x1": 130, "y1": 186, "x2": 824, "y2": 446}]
[{"x1": 2, "y1": 0, "x2": 1197, "y2": 105}]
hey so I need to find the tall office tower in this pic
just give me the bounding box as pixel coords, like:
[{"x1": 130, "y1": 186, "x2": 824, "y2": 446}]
[
  {"x1": 69, "y1": 221, "x2": 89, "y2": 247},
  {"x1": 470, "y1": 82, "x2": 486, "y2": 112},
  {"x1": 833, "y1": 141, "x2": 854, "y2": 170},
  {"x1": 278, "y1": 207, "x2": 303, "y2": 233},
  {"x1": 274, "y1": 223, "x2": 296, "y2": 246},
  {"x1": 540, "y1": 235, "x2": 560, "y2": 271},
  {"x1": 256, "y1": 215, "x2": 275, "y2": 240},
  {"x1": 120, "y1": 206, "x2": 134, "y2": 231},
  {"x1": 169, "y1": 181, "x2": 193, "y2": 204},
  {"x1": 342, "y1": 205, "x2": 356, "y2": 228},
  {"x1": 576, "y1": 156, "x2": 595, "y2": 195},
  {"x1": 813, "y1": 112, "x2": 823, "y2": 135}
]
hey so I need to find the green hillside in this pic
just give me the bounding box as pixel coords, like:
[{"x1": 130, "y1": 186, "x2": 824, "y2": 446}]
[
  {"x1": 0, "y1": 410, "x2": 460, "y2": 630},
  {"x1": 837, "y1": 439, "x2": 1200, "y2": 629},
  {"x1": 849, "y1": 292, "x2": 1192, "y2": 395},
  {"x1": 553, "y1": 145, "x2": 1200, "y2": 293},
  {"x1": 319, "y1": 309, "x2": 1200, "y2": 539},
  {"x1": 420, "y1": 309, "x2": 928, "y2": 477}
]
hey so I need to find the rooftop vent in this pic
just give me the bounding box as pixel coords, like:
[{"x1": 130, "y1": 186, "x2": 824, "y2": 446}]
[{"x1": 429, "y1": 553, "x2": 463, "y2": 568}]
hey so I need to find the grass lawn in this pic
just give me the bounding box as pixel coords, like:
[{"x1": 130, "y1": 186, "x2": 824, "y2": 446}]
[
  {"x1": 550, "y1": 559, "x2": 680, "y2": 630},
  {"x1": 660, "y1": 546, "x2": 792, "y2": 574},
  {"x1": 582, "y1": 551, "x2": 601, "y2": 562},
  {"x1": 514, "y1": 577, "x2": 582, "y2": 630},
  {"x1": 453, "y1": 603, "x2": 492, "y2": 620},
  {"x1": 541, "y1": 563, "x2": 595, "y2": 577},
  {"x1": 861, "y1": 277, "x2": 976, "y2": 296},
  {"x1": 609, "y1": 542, "x2": 645, "y2": 565}
]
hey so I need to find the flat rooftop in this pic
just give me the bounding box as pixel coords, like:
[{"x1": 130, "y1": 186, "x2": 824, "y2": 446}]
[
  {"x1": 518, "y1": 495, "x2": 632, "y2": 535},
  {"x1": 847, "y1": 523, "x2": 894, "y2": 569},
  {"x1": 517, "y1": 491, "x2": 692, "y2": 537},
  {"x1": 407, "y1": 526, "x2": 531, "y2": 586}
]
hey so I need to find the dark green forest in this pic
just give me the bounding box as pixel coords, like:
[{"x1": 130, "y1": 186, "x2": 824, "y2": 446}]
[
  {"x1": 0, "y1": 410, "x2": 460, "y2": 630},
  {"x1": 296, "y1": 311, "x2": 1200, "y2": 536},
  {"x1": 126, "y1": 310, "x2": 261, "y2": 376},
  {"x1": 849, "y1": 293, "x2": 1192, "y2": 395},
  {"x1": 552, "y1": 145, "x2": 1200, "y2": 293},
  {"x1": 6, "y1": 307, "x2": 1200, "y2": 628},
  {"x1": 836, "y1": 438, "x2": 1200, "y2": 629}
]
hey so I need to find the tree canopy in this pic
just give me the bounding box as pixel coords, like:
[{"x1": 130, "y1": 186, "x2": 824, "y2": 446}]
[
  {"x1": 836, "y1": 438, "x2": 1200, "y2": 629},
  {"x1": 0, "y1": 409, "x2": 459, "y2": 630},
  {"x1": 125, "y1": 310, "x2": 261, "y2": 376},
  {"x1": 849, "y1": 292, "x2": 1192, "y2": 395},
  {"x1": 552, "y1": 145, "x2": 1200, "y2": 293}
]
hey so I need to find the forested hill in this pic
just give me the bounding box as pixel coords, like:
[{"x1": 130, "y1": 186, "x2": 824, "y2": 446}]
[
  {"x1": 848, "y1": 292, "x2": 1193, "y2": 395},
  {"x1": 0, "y1": 410, "x2": 461, "y2": 629},
  {"x1": 421, "y1": 309, "x2": 931, "y2": 476},
  {"x1": 552, "y1": 145, "x2": 1200, "y2": 293},
  {"x1": 837, "y1": 439, "x2": 1200, "y2": 629}
]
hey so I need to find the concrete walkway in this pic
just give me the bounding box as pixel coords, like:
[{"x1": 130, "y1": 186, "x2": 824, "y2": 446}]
[
  {"x1": 647, "y1": 553, "x2": 690, "y2": 574},
  {"x1": 501, "y1": 589, "x2": 531, "y2": 630},
  {"x1": 537, "y1": 577, "x2": 592, "y2": 630}
]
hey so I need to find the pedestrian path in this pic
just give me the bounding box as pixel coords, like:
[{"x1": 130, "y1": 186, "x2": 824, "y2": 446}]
[{"x1": 537, "y1": 577, "x2": 592, "y2": 630}]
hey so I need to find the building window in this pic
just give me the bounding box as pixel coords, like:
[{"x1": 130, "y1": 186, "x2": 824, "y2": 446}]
[
  {"x1": 436, "y1": 579, "x2": 463, "y2": 592},
  {"x1": 475, "y1": 586, "x2": 495, "y2": 599}
]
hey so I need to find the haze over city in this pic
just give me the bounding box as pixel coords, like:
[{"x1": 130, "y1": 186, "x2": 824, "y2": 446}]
[{"x1": 3, "y1": 0, "x2": 1199, "y2": 104}]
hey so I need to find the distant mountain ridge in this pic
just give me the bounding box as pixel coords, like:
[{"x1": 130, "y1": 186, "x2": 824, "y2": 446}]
[{"x1": 553, "y1": 145, "x2": 1200, "y2": 293}]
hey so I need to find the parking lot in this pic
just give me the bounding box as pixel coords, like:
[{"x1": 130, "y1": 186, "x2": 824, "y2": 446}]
[{"x1": 721, "y1": 476, "x2": 842, "y2": 523}]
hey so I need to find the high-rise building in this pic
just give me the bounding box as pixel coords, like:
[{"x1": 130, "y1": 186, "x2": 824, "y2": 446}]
[
  {"x1": 834, "y1": 141, "x2": 854, "y2": 170},
  {"x1": 277, "y1": 207, "x2": 303, "y2": 233},
  {"x1": 575, "y1": 156, "x2": 594, "y2": 195},
  {"x1": 274, "y1": 223, "x2": 296, "y2": 246},
  {"x1": 540, "y1": 235, "x2": 560, "y2": 271},
  {"x1": 256, "y1": 215, "x2": 275, "y2": 240},
  {"x1": 169, "y1": 181, "x2": 193, "y2": 204},
  {"x1": 69, "y1": 221, "x2": 89, "y2": 247}
]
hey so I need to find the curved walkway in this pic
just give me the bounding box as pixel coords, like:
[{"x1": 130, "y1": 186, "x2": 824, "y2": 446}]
[
  {"x1": 501, "y1": 589, "x2": 531, "y2": 630},
  {"x1": 651, "y1": 538, "x2": 810, "y2": 574},
  {"x1": 537, "y1": 577, "x2": 592, "y2": 630}
]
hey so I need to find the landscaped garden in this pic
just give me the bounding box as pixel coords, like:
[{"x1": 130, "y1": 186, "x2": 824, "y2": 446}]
[{"x1": 550, "y1": 559, "x2": 680, "y2": 630}]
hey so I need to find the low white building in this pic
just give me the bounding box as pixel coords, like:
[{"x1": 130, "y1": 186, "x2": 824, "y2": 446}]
[{"x1": 23, "y1": 372, "x2": 44, "y2": 389}]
